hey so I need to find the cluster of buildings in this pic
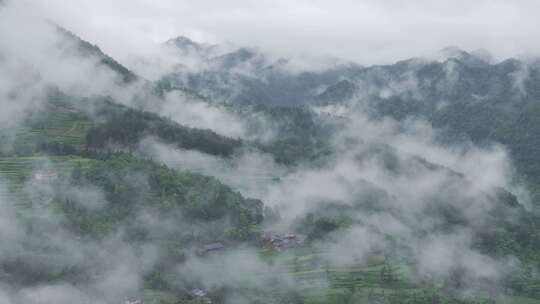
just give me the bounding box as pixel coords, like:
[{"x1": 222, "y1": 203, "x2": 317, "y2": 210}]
[
  {"x1": 195, "y1": 232, "x2": 306, "y2": 257},
  {"x1": 121, "y1": 233, "x2": 305, "y2": 304},
  {"x1": 261, "y1": 232, "x2": 306, "y2": 251}
]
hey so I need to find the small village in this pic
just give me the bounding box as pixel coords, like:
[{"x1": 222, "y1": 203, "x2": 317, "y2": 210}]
[
  {"x1": 261, "y1": 232, "x2": 306, "y2": 252},
  {"x1": 182, "y1": 231, "x2": 307, "y2": 304},
  {"x1": 195, "y1": 231, "x2": 306, "y2": 257}
]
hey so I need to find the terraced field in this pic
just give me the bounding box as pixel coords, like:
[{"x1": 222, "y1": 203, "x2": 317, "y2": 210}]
[
  {"x1": 29, "y1": 113, "x2": 92, "y2": 147},
  {"x1": 28, "y1": 101, "x2": 93, "y2": 148},
  {"x1": 256, "y1": 248, "x2": 540, "y2": 304},
  {"x1": 2, "y1": 99, "x2": 93, "y2": 158},
  {"x1": 0, "y1": 98, "x2": 538, "y2": 304},
  {"x1": 0, "y1": 156, "x2": 95, "y2": 203}
]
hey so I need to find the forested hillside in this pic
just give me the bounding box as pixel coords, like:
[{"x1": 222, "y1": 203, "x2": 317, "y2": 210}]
[
  {"x1": 2, "y1": 3, "x2": 540, "y2": 303},
  {"x1": 313, "y1": 51, "x2": 540, "y2": 202}
]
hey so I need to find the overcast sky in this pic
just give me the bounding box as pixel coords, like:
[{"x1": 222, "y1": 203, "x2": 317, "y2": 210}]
[{"x1": 20, "y1": 0, "x2": 540, "y2": 65}]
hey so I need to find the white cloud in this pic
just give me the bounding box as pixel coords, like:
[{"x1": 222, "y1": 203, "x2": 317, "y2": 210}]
[{"x1": 23, "y1": 0, "x2": 540, "y2": 66}]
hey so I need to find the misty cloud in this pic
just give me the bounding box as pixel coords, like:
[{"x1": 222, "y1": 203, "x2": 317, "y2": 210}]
[
  {"x1": 1, "y1": 1, "x2": 538, "y2": 302},
  {"x1": 26, "y1": 0, "x2": 540, "y2": 67}
]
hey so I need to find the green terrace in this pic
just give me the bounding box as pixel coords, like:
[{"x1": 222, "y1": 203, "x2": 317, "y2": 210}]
[
  {"x1": 28, "y1": 112, "x2": 92, "y2": 147},
  {"x1": 2, "y1": 98, "x2": 93, "y2": 158},
  {"x1": 0, "y1": 156, "x2": 95, "y2": 203},
  {"x1": 147, "y1": 246, "x2": 540, "y2": 304},
  {"x1": 28, "y1": 100, "x2": 93, "y2": 148},
  {"x1": 273, "y1": 248, "x2": 540, "y2": 304}
]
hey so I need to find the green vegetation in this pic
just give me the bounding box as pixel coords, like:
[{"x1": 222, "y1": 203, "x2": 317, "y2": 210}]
[
  {"x1": 0, "y1": 155, "x2": 93, "y2": 203},
  {"x1": 1, "y1": 94, "x2": 93, "y2": 157},
  {"x1": 1, "y1": 76, "x2": 539, "y2": 303},
  {"x1": 7, "y1": 23, "x2": 540, "y2": 304},
  {"x1": 60, "y1": 152, "x2": 263, "y2": 240},
  {"x1": 86, "y1": 101, "x2": 242, "y2": 157},
  {"x1": 268, "y1": 248, "x2": 540, "y2": 304},
  {"x1": 250, "y1": 105, "x2": 338, "y2": 165},
  {"x1": 55, "y1": 26, "x2": 138, "y2": 83}
]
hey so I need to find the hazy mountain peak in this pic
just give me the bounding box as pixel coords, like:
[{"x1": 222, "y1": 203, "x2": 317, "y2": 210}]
[
  {"x1": 439, "y1": 46, "x2": 490, "y2": 67},
  {"x1": 470, "y1": 48, "x2": 493, "y2": 63},
  {"x1": 439, "y1": 46, "x2": 468, "y2": 57},
  {"x1": 164, "y1": 35, "x2": 221, "y2": 59},
  {"x1": 210, "y1": 47, "x2": 262, "y2": 69},
  {"x1": 166, "y1": 36, "x2": 202, "y2": 49}
]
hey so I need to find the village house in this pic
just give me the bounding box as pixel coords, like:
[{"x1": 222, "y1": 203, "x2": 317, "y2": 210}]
[
  {"x1": 196, "y1": 242, "x2": 226, "y2": 256},
  {"x1": 262, "y1": 232, "x2": 306, "y2": 251},
  {"x1": 191, "y1": 288, "x2": 212, "y2": 304}
]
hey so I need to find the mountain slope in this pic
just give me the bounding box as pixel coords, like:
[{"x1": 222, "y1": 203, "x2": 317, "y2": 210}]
[
  {"x1": 158, "y1": 38, "x2": 364, "y2": 106},
  {"x1": 313, "y1": 49, "x2": 540, "y2": 202},
  {"x1": 55, "y1": 26, "x2": 139, "y2": 84},
  {"x1": 3, "y1": 25, "x2": 540, "y2": 303}
]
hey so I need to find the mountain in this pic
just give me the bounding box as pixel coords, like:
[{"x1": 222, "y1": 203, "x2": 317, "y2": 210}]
[
  {"x1": 158, "y1": 38, "x2": 364, "y2": 106},
  {"x1": 164, "y1": 36, "x2": 220, "y2": 58},
  {"x1": 316, "y1": 47, "x2": 540, "y2": 107},
  {"x1": 4, "y1": 91, "x2": 535, "y2": 303},
  {"x1": 439, "y1": 46, "x2": 492, "y2": 67},
  {"x1": 312, "y1": 49, "x2": 540, "y2": 200},
  {"x1": 314, "y1": 79, "x2": 358, "y2": 105},
  {"x1": 156, "y1": 40, "x2": 540, "y2": 203},
  {"x1": 3, "y1": 23, "x2": 540, "y2": 304}
]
